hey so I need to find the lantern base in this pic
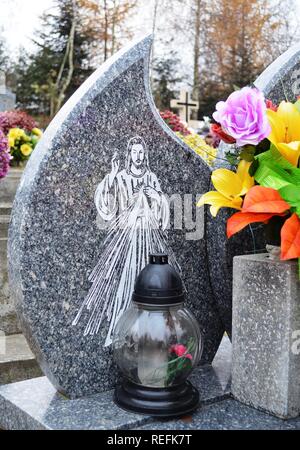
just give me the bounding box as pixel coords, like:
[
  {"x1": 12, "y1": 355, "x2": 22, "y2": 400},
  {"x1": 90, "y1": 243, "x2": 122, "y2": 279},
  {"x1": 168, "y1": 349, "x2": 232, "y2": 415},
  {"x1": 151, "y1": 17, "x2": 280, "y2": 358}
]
[{"x1": 114, "y1": 380, "x2": 199, "y2": 418}]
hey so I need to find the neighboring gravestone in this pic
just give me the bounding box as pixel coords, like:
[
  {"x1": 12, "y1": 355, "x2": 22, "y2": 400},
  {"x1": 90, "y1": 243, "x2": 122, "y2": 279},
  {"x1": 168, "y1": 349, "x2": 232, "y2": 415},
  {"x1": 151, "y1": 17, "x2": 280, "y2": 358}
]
[
  {"x1": 0, "y1": 71, "x2": 16, "y2": 112},
  {"x1": 255, "y1": 44, "x2": 300, "y2": 102},
  {"x1": 0, "y1": 169, "x2": 23, "y2": 335},
  {"x1": 8, "y1": 36, "x2": 225, "y2": 399}
]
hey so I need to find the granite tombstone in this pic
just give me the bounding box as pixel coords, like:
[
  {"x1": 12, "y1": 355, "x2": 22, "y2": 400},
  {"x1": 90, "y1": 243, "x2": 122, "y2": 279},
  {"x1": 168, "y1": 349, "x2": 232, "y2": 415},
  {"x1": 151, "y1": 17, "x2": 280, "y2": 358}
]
[
  {"x1": 0, "y1": 70, "x2": 16, "y2": 112},
  {"x1": 8, "y1": 35, "x2": 225, "y2": 399},
  {"x1": 255, "y1": 43, "x2": 300, "y2": 103}
]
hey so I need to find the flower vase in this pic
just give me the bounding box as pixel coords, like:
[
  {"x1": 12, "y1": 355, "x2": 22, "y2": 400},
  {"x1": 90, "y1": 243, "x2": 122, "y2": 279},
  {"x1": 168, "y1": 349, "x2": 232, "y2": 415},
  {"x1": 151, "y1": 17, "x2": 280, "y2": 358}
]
[{"x1": 232, "y1": 254, "x2": 300, "y2": 418}]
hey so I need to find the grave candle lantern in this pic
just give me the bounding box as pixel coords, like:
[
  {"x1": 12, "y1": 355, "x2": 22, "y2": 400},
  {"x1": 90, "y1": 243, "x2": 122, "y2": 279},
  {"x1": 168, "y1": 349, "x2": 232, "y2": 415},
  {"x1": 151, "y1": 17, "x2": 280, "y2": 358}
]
[{"x1": 113, "y1": 254, "x2": 202, "y2": 417}]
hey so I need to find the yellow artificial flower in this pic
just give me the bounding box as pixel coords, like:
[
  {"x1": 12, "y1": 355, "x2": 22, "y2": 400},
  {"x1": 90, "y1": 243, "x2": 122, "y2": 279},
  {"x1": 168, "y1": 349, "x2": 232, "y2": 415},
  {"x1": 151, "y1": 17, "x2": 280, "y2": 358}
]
[
  {"x1": 267, "y1": 101, "x2": 300, "y2": 166},
  {"x1": 8, "y1": 128, "x2": 26, "y2": 140},
  {"x1": 32, "y1": 128, "x2": 43, "y2": 137},
  {"x1": 20, "y1": 144, "x2": 33, "y2": 156},
  {"x1": 8, "y1": 137, "x2": 15, "y2": 148},
  {"x1": 197, "y1": 160, "x2": 254, "y2": 217}
]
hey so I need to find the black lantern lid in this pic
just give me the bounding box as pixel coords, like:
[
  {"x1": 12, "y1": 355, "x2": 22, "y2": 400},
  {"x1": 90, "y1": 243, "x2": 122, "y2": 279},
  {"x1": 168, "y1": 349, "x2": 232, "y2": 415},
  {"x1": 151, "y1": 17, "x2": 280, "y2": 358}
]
[{"x1": 132, "y1": 254, "x2": 184, "y2": 306}]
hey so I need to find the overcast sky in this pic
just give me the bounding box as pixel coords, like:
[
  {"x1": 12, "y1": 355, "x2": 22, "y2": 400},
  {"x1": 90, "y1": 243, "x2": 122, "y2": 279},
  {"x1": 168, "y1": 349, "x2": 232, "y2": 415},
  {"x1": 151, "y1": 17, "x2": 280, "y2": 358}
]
[
  {"x1": 0, "y1": 0, "x2": 54, "y2": 52},
  {"x1": 0, "y1": 0, "x2": 156, "y2": 53},
  {"x1": 2, "y1": 0, "x2": 300, "y2": 54}
]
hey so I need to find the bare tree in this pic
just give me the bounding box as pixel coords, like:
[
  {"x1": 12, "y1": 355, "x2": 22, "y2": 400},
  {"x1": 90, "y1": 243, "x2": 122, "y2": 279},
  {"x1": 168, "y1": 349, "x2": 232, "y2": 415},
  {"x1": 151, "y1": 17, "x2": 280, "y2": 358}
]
[
  {"x1": 81, "y1": 0, "x2": 137, "y2": 64},
  {"x1": 51, "y1": 1, "x2": 77, "y2": 116}
]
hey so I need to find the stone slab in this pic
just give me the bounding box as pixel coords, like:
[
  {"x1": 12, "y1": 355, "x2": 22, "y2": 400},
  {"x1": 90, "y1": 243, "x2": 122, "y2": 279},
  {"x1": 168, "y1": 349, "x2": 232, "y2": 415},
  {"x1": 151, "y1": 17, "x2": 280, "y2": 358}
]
[
  {"x1": 0, "y1": 169, "x2": 23, "y2": 204},
  {"x1": 0, "y1": 334, "x2": 42, "y2": 384},
  {"x1": 0, "y1": 217, "x2": 9, "y2": 239},
  {"x1": 0, "y1": 304, "x2": 20, "y2": 336},
  {"x1": 0, "y1": 237, "x2": 20, "y2": 335},
  {"x1": 232, "y1": 254, "x2": 300, "y2": 419},
  {"x1": 8, "y1": 35, "x2": 225, "y2": 399},
  {"x1": 0, "y1": 377, "x2": 152, "y2": 430},
  {"x1": 0, "y1": 336, "x2": 231, "y2": 430},
  {"x1": 0, "y1": 204, "x2": 12, "y2": 216},
  {"x1": 0, "y1": 335, "x2": 299, "y2": 430},
  {"x1": 0, "y1": 238, "x2": 9, "y2": 303},
  {"x1": 136, "y1": 399, "x2": 300, "y2": 430}
]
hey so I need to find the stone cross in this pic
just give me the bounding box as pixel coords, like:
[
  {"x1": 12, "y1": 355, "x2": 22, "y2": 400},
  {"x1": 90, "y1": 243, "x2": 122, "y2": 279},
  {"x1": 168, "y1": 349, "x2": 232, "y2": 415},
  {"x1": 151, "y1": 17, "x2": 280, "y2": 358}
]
[{"x1": 170, "y1": 89, "x2": 199, "y2": 124}]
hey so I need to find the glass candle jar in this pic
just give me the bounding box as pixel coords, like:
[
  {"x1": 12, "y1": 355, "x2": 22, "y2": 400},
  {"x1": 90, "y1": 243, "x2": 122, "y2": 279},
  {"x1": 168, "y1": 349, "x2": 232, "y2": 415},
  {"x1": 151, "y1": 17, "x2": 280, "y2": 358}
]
[{"x1": 113, "y1": 254, "x2": 203, "y2": 417}]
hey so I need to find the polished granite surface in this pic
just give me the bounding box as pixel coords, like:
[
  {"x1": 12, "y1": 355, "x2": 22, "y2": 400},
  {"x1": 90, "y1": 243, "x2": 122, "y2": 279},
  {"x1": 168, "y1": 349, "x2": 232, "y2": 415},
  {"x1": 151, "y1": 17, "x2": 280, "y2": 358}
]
[
  {"x1": 0, "y1": 337, "x2": 231, "y2": 430},
  {"x1": 0, "y1": 336, "x2": 299, "y2": 430}
]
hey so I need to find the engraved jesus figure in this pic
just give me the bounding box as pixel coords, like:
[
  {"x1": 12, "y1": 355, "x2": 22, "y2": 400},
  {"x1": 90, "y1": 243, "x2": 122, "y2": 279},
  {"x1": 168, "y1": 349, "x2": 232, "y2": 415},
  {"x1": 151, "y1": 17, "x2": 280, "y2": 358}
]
[{"x1": 72, "y1": 136, "x2": 178, "y2": 346}]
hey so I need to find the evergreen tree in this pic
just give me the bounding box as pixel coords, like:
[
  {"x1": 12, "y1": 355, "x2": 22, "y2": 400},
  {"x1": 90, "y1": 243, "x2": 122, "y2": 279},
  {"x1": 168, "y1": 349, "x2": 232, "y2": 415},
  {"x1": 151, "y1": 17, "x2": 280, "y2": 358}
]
[
  {"x1": 0, "y1": 33, "x2": 8, "y2": 70},
  {"x1": 15, "y1": 0, "x2": 95, "y2": 117},
  {"x1": 152, "y1": 55, "x2": 183, "y2": 111}
]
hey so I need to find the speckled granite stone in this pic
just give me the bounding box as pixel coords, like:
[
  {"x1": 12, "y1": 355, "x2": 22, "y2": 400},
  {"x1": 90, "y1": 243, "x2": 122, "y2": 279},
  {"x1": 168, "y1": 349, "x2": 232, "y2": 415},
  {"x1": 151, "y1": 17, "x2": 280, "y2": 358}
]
[
  {"x1": 232, "y1": 254, "x2": 300, "y2": 419},
  {"x1": 1, "y1": 335, "x2": 299, "y2": 430},
  {"x1": 189, "y1": 334, "x2": 231, "y2": 404},
  {"x1": 206, "y1": 208, "x2": 266, "y2": 338},
  {"x1": 255, "y1": 43, "x2": 300, "y2": 103},
  {"x1": 0, "y1": 336, "x2": 231, "y2": 430},
  {"x1": 0, "y1": 377, "x2": 152, "y2": 430},
  {"x1": 136, "y1": 399, "x2": 300, "y2": 430},
  {"x1": 8, "y1": 35, "x2": 224, "y2": 399}
]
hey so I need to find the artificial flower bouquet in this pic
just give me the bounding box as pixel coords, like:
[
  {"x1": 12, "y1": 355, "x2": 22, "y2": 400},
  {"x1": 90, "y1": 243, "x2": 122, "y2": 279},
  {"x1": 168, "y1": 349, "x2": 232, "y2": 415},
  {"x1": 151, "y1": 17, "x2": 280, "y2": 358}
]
[
  {"x1": 199, "y1": 86, "x2": 300, "y2": 268},
  {"x1": 8, "y1": 127, "x2": 43, "y2": 165}
]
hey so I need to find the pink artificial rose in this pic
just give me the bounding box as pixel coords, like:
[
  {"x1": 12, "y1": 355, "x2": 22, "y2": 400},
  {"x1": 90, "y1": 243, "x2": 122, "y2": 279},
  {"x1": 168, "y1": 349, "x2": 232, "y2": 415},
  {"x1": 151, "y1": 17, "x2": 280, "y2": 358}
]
[
  {"x1": 173, "y1": 344, "x2": 187, "y2": 357},
  {"x1": 213, "y1": 87, "x2": 271, "y2": 147},
  {"x1": 169, "y1": 344, "x2": 193, "y2": 360}
]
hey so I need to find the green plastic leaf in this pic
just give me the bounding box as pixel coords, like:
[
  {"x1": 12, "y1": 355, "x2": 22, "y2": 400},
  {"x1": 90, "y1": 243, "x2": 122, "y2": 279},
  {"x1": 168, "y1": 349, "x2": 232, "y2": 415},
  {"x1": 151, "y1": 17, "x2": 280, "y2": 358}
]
[
  {"x1": 254, "y1": 146, "x2": 300, "y2": 189},
  {"x1": 254, "y1": 162, "x2": 292, "y2": 190},
  {"x1": 279, "y1": 184, "x2": 300, "y2": 207}
]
